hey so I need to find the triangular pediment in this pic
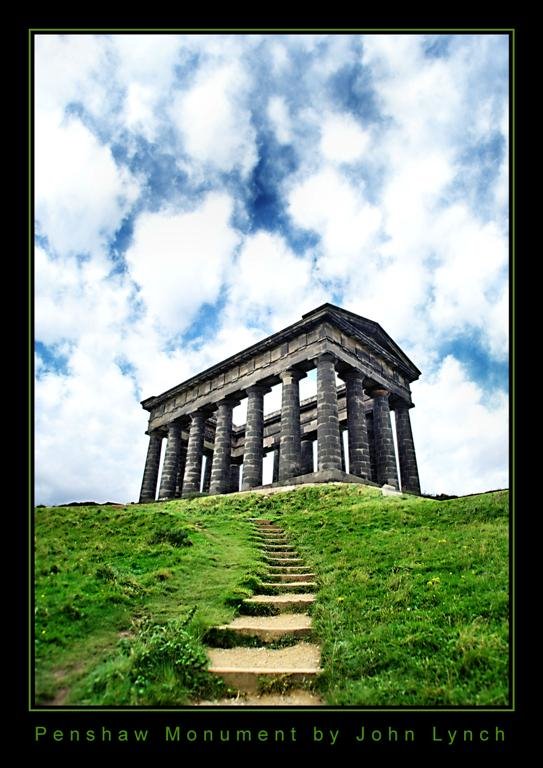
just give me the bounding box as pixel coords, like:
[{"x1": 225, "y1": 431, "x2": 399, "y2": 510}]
[{"x1": 302, "y1": 303, "x2": 421, "y2": 380}]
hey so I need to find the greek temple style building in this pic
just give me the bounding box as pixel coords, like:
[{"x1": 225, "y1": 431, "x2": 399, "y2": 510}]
[{"x1": 138, "y1": 304, "x2": 421, "y2": 501}]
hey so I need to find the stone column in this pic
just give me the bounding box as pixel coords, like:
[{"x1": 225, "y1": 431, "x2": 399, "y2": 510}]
[
  {"x1": 174, "y1": 442, "x2": 188, "y2": 497},
  {"x1": 242, "y1": 385, "x2": 267, "y2": 490},
  {"x1": 301, "y1": 439, "x2": 314, "y2": 474},
  {"x1": 366, "y1": 411, "x2": 377, "y2": 482},
  {"x1": 368, "y1": 388, "x2": 399, "y2": 488},
  {"x1": 202, "y1": 452, "x2": 213, "y2": 493},
  {"x1": 343, "y1": 369, "x2": 371, "y2": 480},
  {"x1": 229, "y1": 464, "x2": 240, "y2": 493},
  {"x1": 394, "y1": 404, "x2": 421, "y2": 494},
  {"x1": 182, "y1": 411, "x2": 206, "y2": 496},
  {"x1": 272, "y1": 447, "x2": 280, "y2": 482},
  {"x1": 209, "y1": 399, "x2": 236, "y2": 495},
  {"x1": 139, "y1": 431, "x2": 163, "y2": 502},
  {"x1": 279, "y1": 369, "x2": 304, "y2": 480},
  {"x1": 158, "y1": 421, "x2": 182, "y2": 499},
  {"x1": 316, "y1": 352, "x2": 342, "y2": 471}
]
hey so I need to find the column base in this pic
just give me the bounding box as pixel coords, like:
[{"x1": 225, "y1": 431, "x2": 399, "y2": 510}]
[{"x1": 253, "y1": 469, "x2": 381, "y2": 490}]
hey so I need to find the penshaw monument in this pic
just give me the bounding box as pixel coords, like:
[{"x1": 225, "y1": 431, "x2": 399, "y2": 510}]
[{"x1": 138, "y1": 303, "x2": 421, "y2": 501}]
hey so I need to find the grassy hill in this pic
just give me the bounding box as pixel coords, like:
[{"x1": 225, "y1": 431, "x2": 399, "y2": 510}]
[{"x1": 34, "y1": 484, "x2": 509, "y2": 707}]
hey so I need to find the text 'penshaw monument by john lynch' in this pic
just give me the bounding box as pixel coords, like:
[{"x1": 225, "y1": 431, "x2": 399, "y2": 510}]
[{"x1": 138, "y1": 304, "x2": 421, "y2": 501}]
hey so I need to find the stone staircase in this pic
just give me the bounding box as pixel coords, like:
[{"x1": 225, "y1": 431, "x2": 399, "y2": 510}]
[{"x1": 203, "y1": 518, "x2": 322, "y2": 705}]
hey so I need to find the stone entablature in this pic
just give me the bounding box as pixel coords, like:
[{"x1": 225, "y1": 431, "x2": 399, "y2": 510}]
[{"x1": 138, "y1": 304, "x2": 422, "y2": 501}]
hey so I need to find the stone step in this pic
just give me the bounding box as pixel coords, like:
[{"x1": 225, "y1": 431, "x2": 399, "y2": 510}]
[
  {"x1": 197, "y1": 690, "x2": 323, "y2": 706},
  {"x1": 267, "y1": 565, "x2": 311, "y2": 574},
  {"x1": 254, "y1": 524, "x2": 283, "y2": 531},
  {"x1": 260, "y1": 581, "x2": 317, "y2": 593},
  {"x1": 213, "y1": 614, "x2": 312, "y2": 642},
  {"x1": 255, "y1": 529, "x2": 284, "y2": 534},
  {"x1": 267, "y1": 572, "x2": 316, "y2": 583},
  {"x1": 262, "y1": 544, "x2": 297, "y2": 551},
  {"x1": 265, "y1": 557, "x2": 305, "y2": 566},
  {"x1": 242, "y1": 593, "x2": 316, "y2": 613},
  {"x1": 254, "y1": 536, "x2": 289, "y2": 543},
  {"x1": 207, "y1": 643, "x2": 321, "y2": 693}
]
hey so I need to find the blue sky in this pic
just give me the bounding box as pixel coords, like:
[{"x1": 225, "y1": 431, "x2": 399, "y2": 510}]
[{"x1": 34, "y1": 33, "x2": 509, "y2": 504}]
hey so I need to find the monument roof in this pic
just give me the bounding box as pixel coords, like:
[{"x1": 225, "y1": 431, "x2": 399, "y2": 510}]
[{"x1": 141, "y1": 303, "x2": 421, "y2": 410}]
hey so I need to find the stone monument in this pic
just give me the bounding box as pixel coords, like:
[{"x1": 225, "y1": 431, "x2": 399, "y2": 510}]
[{"x1": 138, "y1": 303, "x2": 421, "y2": 500}]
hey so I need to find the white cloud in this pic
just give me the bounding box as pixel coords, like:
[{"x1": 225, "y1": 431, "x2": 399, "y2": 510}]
[
  {"x1": 170, "y1": 61, "x2": 258, "y2": 177},
  {"x1": 429, "y1": 205, "x2": 508, "y2": 353},
  {"x1": 124, "y1": 192, "x2": 240, "y2": 332},
  {"x1": 227, "y1": 231, "x2": 317, "y2": 324},
  {"x1": 411, "y1": 356, "x2": 508, "y2": 495},
  {"x1": 113, "y1": 35, "x2": 183, "y2": 142},
  {"x1": 34, "y1": 34, "x2": 111, "y2": 117},
  {"x1": 35, "y1": 246, "x2": 131, "y2": 345},
  {"x1": 122, "y1": 83, "x2": 157, "y2": 140},
  {"x1": 267, "y1": 95, "x2": 292, "y2": 144},
  {"x1": 287, "y1": 167, "x2": 382, "y2": 280},
  {"x1": 270, "y1": 40, "x2": 289, "y2": 73},
  {"x1": 113, "y1": 34, "x2": 182, "y2": 85},
  {"x1": 320, "y1": 113, "x2": 370, "y2": 163},
  {"x1": 35, "y1": 351, "x2": 145, "y2": 505},
  {"x1": 362, "y1": 35, "x2": 463, "y2": 147},
  {"x1": 35, "y1": 110, "x2": 139, "y2": 257}
]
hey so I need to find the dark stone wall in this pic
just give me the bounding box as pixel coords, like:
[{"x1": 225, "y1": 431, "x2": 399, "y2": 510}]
[
  {"x1": 139, "y1": 432, "x2": 163, "y2": 502},
  {"x1": 182, "y1": 412, "x2": 206, "y2": 495},
  {"x1": 210, "y1": 401, "x2": 235, "y2": 495},
  {"x1": 395, "y1": 406, "x2": 421, "y2": 494},
  {"x1": 344, "y1": 370, "x2": 372, "y2": 480},
  {"x1": 279, "y1": 370, "x2": 304, "y2": 480},
  {"x1": 371, "y1": 389, "x2": 399, "y2": 489},
  {"x1": 316, "y1": 353, "x2": 342, "y2": 471},
  {"x1": 242, "y1": 385, "x2": 266, "y2": 489}
]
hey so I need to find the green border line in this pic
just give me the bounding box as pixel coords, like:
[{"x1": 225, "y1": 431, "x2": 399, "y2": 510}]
[
  {"x1": 28, "y1": 27, "x2": 514, "y2": 715},
  {"x1": 28, "y1": 26, "x2": 34, "y2": 715},
  {"x1": 510, "y1": 28, "x2": 515, "y2": 712}
]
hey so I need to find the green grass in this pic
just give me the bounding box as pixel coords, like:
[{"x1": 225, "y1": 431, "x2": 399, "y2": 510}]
[
  {"x1": 34, "y1": 485, "x2": 509, "y2": 707},
  {"x1": 262, "y1": 485, "x2": 509, "y2": 706},
  {"x1": 34, "y1": 499, "x2": 266, "y2": 705}
]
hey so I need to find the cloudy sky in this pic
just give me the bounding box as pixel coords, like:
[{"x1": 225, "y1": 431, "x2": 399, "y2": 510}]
[{"x1": 34, "y1": 33, "x2": 509, "y2": 504}]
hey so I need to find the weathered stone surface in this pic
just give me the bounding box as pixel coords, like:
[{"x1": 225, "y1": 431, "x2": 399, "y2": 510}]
[
  {"x1": 229, "y1": 463, "x2": 240, "y2": 493},
  {"x1": 210, "y1": 400, "x2": 236, "y2": 495},
  {"x1": 242, "y1": 385, "x2": 267, "y2": 490},
  {"x1": 263, "y1": 468, "x2": 380, "y2": 489},
  {"x1": 142, "y1": 305, "x2": 420, "y2": 430},
  {"x1": 182, "y1": 411, "x2": 206, "y2": 495},
  {"x1": 366, "y1": 411, "x2": 377, "y2": 482},
  {"x1": 343, "y1": 369, "x2": 372, "y2": 480},
  {"x1": 301, "y1": 439, "x2": 314, "y2": 474},
  {"x1": 279, "y1": 369, "x2": 305, "y2": 480},
  {"x1": 316, "y1": 353, "x2": 342, "y2": 471},
  {"x1": 272, "y1": 447, "x2": 280, "y2": 482},
  {"x1": 139, "y1": 431, "x2": 163, "y2": 502},
  {"x1": 394, "y1": 405, "x2": 421, "y2": 494},
  {"x1": 368, "y1": 388, "x2": 399, "y2": 489},
  {"x1": 174, "y1": 441, "x2": 188, "y2": 498},
  {"x1": 158, "y1": 421, "x2": 182, "y2": 499},
  {"x1": 139, "y1": 305, "x2": 422, "y2": 499}
]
